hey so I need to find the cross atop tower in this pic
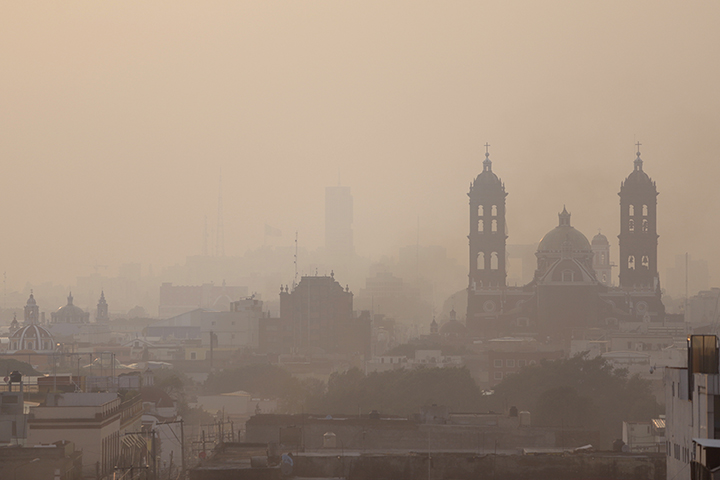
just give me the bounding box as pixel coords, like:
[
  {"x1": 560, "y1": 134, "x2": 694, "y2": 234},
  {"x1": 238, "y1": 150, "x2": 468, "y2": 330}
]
[
  {"x1": 635, "y1": 141, "x2": 642, "y2": 155},
  {"x1": 484, "y1": 143, "x2": 491, "y2": 154},
  {"x1": 482, "y1": 143, "x2": 492, "y2": 171}
]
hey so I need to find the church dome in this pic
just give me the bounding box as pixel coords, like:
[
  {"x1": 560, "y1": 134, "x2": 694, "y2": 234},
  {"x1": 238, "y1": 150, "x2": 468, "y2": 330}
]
[
  {"x1": 537, "y1": 208, "x2": 591, "y2": 253},
  {"x1": 622, "y1": 152, "x2": 654, "y2": 187},
  {"x1": 26, "y1": 293, "x2": 37, "y2": 306},
  {"x1": 592, "y1": 232, "x2": 609, "y2": 245},
  {"x1": 52, "y1": 293, "x2": 89, "y2": 324},
  {"x1": 9, "y1": 323, "x2": 55, "y2": 353}
]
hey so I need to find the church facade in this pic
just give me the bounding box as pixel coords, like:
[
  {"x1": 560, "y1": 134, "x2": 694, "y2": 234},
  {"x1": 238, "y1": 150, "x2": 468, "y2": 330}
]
[{"x1": 466, "y1": 147, "x2": 667, "y2": 345}]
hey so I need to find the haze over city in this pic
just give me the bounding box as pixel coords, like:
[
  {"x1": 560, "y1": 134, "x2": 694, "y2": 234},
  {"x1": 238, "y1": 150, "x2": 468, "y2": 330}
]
[{"x1": 2, "y1": 2, "x2": 720, "y2": 292}]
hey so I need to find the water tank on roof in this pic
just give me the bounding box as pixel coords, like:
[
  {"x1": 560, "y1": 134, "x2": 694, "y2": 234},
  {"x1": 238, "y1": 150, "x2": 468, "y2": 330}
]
[
  {"x1": 323, "y1": 432, "x2": 337, "y2": 448},
  {"x1": 519, "y1": 411, "x2": 531, "y2": 427}
]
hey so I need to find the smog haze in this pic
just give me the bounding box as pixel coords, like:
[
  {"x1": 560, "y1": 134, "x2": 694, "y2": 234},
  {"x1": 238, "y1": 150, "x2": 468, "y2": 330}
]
[{"x1": 2, "y1": 1, "x2": 719, "y2": 290}]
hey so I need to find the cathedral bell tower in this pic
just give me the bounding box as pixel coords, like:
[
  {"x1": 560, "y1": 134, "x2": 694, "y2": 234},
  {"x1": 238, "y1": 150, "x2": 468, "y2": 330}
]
[
  {"x1": 618, "y1": 144, "x2": 659, "y2": 290},
  {"x1": 468, "y1": 145, "x2": 507, "y2": 290},
  {"x1": 24, "y1": 291, "x2": 39, "y2": 325}
]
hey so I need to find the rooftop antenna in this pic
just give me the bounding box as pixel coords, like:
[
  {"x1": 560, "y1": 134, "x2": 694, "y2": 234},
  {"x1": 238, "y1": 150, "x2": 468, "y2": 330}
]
[
  {"x1": 293, "y1": 231, "x2": 299, "y2": 288},
  {"x1": 216, "y1": 169, "x2": 225, "y2": 257}
]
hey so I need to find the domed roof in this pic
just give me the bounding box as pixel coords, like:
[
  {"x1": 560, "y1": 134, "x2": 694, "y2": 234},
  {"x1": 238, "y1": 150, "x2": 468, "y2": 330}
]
[
  {"x1": 622, "y1": 152, "x2": 654, "y2": 187},
  {"x1": 537, "y1": 208, "x2": 591, "y2": 253},
  {"x1": 53, "y1": 293, "x2": 88, "y2": 323},
  {"x1": 473, "y1": 152, "x2": 502, "y2": 186},
  {"x1": 10, "y1": 323, "x2": 53, "y2": 341},
  {"x1": 592, "y1": 231, "x2": 609, "y2": 245},
  {"x1": 26, "y1": 292, "x2": 37, "y2": 306}
]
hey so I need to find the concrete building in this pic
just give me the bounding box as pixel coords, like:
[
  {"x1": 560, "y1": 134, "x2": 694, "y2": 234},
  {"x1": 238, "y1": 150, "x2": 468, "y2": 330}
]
[
  {"x1": 664, "y1": 335, "x2": 720, "y2": 479},
  {"x1": 27, "y1": 392, "x2": 143, "y2": 478}
]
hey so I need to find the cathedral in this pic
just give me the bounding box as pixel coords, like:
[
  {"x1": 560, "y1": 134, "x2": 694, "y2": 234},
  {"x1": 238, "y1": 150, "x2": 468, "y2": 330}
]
[{"x1": 465, "y1": 146, "x2": 669, "y2": 344}]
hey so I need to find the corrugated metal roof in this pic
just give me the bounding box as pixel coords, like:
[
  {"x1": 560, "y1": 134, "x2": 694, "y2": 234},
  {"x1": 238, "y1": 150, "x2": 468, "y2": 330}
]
[{"x1": 652, "y1": 418, "x2": 665, "y2": 429}]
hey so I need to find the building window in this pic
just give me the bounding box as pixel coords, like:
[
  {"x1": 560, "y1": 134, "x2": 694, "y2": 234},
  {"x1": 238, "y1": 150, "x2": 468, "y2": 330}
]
[
  {"x1": 491, "y1": 205, "x2": 497, "y2": 216},
  {"x1": 491, "y1": 252, "x2": 499, "y2": 270},
  {"x1": 642, "y1": 219, "x2": 649, "y2": 232},
  {"x1": 641, "y1": 256, "x2": 649, "y2": 268},
  {"x1": 529, "y1": 360, "x2": 536, "y2": 365},
  {"x1": 494, "y1": 359, "x2": 503, "y2": 368},
  {"x1": 190, "y1": 352, "x2": 197, "y2": 360},
  {"x1": 642, "y1": 204, "x2": 648, "y2": 216},
  {"x1": 629, "y1": 205, "x2": 635, "y2": 216},
  {"x1": 491, "y1": 219, "x2": 498, "y2": 232},
  {"x1": 629, "y1": 219, "x2": 635, "y2": 232},
  {"x1": 628, "y1": 256, "x2": 635, "y2": 270},
  {"x1": 477, "y1": 252, "x2": 485, "y2": 270},
  {"x1": 494, "y1": 372, "x2": 503, "y2": 380},
  {"x1": 478, "y1": 205, "x2": 484, "y2": 217},
  {"x1": 506, "y1": 359, "x2": 515, "y2": 367}
]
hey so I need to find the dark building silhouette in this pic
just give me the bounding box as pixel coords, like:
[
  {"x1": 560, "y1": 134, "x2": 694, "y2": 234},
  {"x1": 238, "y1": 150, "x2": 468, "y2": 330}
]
[
  {"x1": 466, "y1": 146, "x2": 668, "y2": 345},
  {"x1": 618, "y1": 148, "x2": 659, "y2": 290},
  {"x1": 96, "y1": 291, "x2": 109, "y2": 322},
  {"x1": 24, "y1": 291, "x2": 39, "y2": 326},
  {"x1": 260, "y1": 274, "x2": 370, "y2": 357}
]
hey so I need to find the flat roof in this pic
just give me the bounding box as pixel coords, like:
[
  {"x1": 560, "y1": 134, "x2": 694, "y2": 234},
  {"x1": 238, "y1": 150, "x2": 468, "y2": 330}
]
[{"x1": 693, "y1": 438, "x2": 720, "y2": 448}]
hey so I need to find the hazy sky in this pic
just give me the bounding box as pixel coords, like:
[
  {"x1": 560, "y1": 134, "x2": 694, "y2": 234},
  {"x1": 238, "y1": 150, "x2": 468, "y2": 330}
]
[{"x1": 2, "y1": 2, "x2": 719, "y2": 289}]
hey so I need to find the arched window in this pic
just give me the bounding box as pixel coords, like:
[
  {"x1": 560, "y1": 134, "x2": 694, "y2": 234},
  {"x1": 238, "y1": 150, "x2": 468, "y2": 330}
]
[
  {"x1": 491, "y1": 252, "x2": 499, "y2": 270},
  {"x1": 27, "y1": 341, "x2": 33, "y2": 350},
  {"x1": 600, "y1": 253, "x2": 605, "y2": 264},
  {"x1": 477, "y1": 252, "x2": 485, "y2": 270},
  {"x1": 641, "y1": 255, "x2": 649, "y2": 268},
  {"x1": 491, "y1": 205, "x2": 498, "y2": 216},
  {"x1": 602, "y1": 273, "x2": 608, "y2": 283},
  {"x1": 628, "y1": 255, "x2": 635, "y2": 270},
  {"x1": 562, "y1": 270, "x2": 574, "y2": 282},
  {"x1": 642, "y1": 205, "x2": 648, "y2": 216},
  {"x1": 642, "y1": 219, "x2": 649, "y2": 232},
  {"x1": 478, "y1": 205, "x2": 484, "y2": 217},
  {"x1": 479, "y1": 219, "x2": 484, "y2": 232},
  {"x1": 629, "y1": 219, "x2": 635, "y2": 232},
  {"x1": 491, "y1": 219, "x2": 498, "y2": 232},
  {"x1": 629, "y1": 205, "x2": 635, "y2": 216}
]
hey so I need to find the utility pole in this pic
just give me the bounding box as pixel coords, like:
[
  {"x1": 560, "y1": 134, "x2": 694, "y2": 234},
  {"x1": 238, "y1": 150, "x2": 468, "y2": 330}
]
[{"x1": 180, "y1": 419, "x2": 186, "y2": 476}]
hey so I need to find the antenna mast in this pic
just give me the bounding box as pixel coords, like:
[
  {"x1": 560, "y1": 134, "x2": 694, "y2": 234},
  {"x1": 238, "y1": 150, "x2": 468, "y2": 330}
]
[
  {"x1": 216, "y1": 170, "x2": 225, "y2": 257},
  {"x1": 293, "y1": 231, "x2": 299, "y2": 288}
]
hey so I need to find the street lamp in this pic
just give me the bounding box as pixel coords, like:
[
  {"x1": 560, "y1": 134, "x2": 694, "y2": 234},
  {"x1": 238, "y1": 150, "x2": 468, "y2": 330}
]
[{"x1": 13, "y1": 457, "x2": 40, "y2": 480}]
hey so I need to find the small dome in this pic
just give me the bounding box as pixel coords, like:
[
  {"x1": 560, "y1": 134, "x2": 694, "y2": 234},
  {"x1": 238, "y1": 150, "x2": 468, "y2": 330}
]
[
  {"x1": 52, "y1": 293, "x2": 89, "y2": 324},
  {"x1": 592, "y1": 232, "x2": 609, "y2": 245},
  {"x1": 26, "y1": 293, "x2": 37, "y2": 306},
  {"x1": 538, "y1": 209, "x2": 591, "y2": 253}
]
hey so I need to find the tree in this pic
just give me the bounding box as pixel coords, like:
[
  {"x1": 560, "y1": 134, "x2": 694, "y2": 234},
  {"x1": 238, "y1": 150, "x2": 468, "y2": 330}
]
[
  {"x1": 486, "y1": 354, "x2": 661, "y2": 447},
  {"x1": 309, "y1": 366, "x2": 483, "y2": 415}
]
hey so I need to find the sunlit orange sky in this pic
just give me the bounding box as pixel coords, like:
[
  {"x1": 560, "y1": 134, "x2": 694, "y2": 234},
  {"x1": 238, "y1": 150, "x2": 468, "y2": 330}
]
[{"x1": 1, "y1": 2, "x2": 719, "y2": 290}]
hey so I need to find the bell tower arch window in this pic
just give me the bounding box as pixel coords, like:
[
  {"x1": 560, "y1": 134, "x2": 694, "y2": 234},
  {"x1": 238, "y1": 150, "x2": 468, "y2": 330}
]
[
  {"x1": 642, "y1": 219, "x2": 649, "y2": 232},
  {"x1": 629, "y1": 219, "x2": 635, "y2": 232},
  {"x1": 629, "y1": 205, "x2": 635, "y2": 216},
  {"x1": 491, "y1": 252, "x2": 499, "y2": 270},
  {"x1": 491, "y1": 205, "x2": 497, "y2": 216},
  {"x1": 478, "y1": 205, "x2": 484, "y2": 217},
  {"x1": 477, "y1": 252, "x2": 485, "y2": 270},
  {"x1": 491, "y1": 219, "x2": 498, "y2": 232},
  {"x1": 642, "y1": 205, "x2": 648, "y2": 216},
  {"x1": 628, "y1": 255, "x2": 635, "y2": 270},
  {"x1": 641, "y1": 255, "x2": 649, "y2": 268}
]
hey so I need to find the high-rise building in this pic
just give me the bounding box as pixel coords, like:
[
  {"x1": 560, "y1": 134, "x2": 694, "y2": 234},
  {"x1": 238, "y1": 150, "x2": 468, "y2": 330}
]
[{"x1": 325, "y1": 186, "x2": 354, "y2": 256}]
